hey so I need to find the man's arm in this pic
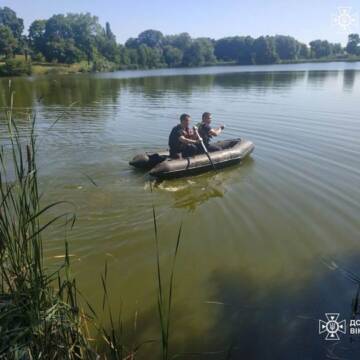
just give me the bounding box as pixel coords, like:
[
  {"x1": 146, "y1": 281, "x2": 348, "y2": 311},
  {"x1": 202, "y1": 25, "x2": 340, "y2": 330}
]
[
  {"x1": 179, "y1": 135, "x2": 199, "y2": 145},
  {"x1": 209, "y1": 125, "x2": 225, "y2": 137}
]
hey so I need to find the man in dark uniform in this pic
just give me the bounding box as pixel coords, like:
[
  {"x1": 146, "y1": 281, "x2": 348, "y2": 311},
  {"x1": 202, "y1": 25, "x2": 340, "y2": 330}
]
[
  {"x1": 198, "y1": 112, "x2": 224, "y2": 152},
  {"x1": 169, "y1": 113, "x2": 200, "y2": 158}
]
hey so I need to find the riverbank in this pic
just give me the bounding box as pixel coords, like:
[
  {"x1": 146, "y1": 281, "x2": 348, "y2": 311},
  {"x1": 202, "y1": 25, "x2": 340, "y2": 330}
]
[
  {"x1": 31, "y1": 61, "x2": 92, "y2": 75},
  {"x1": 0, "y1": 56, "x2": 94, "y2": 77},
  {"x1": 279, "y1": 55, "x2": 360, "y2": 64},
  {"x1": 1, "y1": 55, "x2": 360, "y2": 77},
  {"x1": 0, "y1": 57, "x2": 234, "y2": 77}
]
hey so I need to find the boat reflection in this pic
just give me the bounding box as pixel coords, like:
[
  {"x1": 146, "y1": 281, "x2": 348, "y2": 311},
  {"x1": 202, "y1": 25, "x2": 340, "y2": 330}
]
[{"x1": 154, "y1": 158, "x2": 254, "y2": 210}]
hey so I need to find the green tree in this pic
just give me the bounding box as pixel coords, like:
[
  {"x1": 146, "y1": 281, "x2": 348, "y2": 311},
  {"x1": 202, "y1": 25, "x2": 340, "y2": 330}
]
[
  {"x1": 253, "y1": 36, "x2": 278, "y2": 64},
  {"x1": 237, "y1": 36, "x2": 255, "y2": 65},
  {"x1": 29, "y1": 13, "x2": 114, "y2": 64},
  {"x1": 133, "y1": 44, "x2": 164, "y2": 68},
  {"x1": 299, "y1": 43, "x2": 309, "y2": 59},
  {"x1": 127, "y1": 48, "x2": 139, "y2": 65},
  {"x1": 96, "y1": 36, "x2": 120, "y2": 63},
  {"x1": 137, "y1": 29, "x2": 163, "y2": 48},
  {"x1": 146, "y1": 47, "x2": 164, "y2": 68},
  {"x1": 48, "y1": 38, "x2": 84, "y2": 64},
  {"x1": 163, "y1": 45, "x2": 183, "y2": 67},
  {"x1": 105, "y1": 22, "x2": 116, "y2": 42},
  {"x1": 215, "y1": 36, "x2": 243, "y2": 61},
  {"x1": 67, "y1": 13, "x2": 102, "y2": 62},
  {"x1": 0, "y1": 25, "x2": 17, "y2": 57},
  {"x1": 28, "y1": 20, "x2": 46, "y2": 57},
  {"x1": 215, "y1": 36, "x2": 255, "y2": 64},
  {"x1": 2, "y1": 5, "x2": 356, "y2": 73},
  {"x1": 120, "y1": 47, "x2": 138, "y2": 67},
  {"x1": 182, "y1": 43, "x2": 201, "y2": 66},
  {"x1": 330, "y1": 43, "x2": 343, "y2": 55},
  {"x1": 182, "y1": 38, "x2": 215, "y2": 66},
  {"x1": 164, "y1": 32, "x2": 191, "y2": 51},
  {"x1": 137, "y1": 44, "x2": 149, "y2": 67},
  {"x1": 96, "y1": 23, "x2": 119, "y2": 63},
  {"x1": 346, "y1": 33, "x2": 360, "y2": 55},
  {"x1": 274, "y1": 35, "x2": 299, "y2": 60},
  {"x1": 198, "y1": 38, "x2": 216, "y2": 63},
  {"x1": 41, "y1": 14, "x2": 77, "y2": 62},
  {"x1": 0, "y1": 7, "x2": 24, "y2": 40},
  {"x1": 309, "y1": 40, "x2": 331, "y2": 58},
  {"x1": 125, "y1": 37, "x2": 139, "y2": 49}
]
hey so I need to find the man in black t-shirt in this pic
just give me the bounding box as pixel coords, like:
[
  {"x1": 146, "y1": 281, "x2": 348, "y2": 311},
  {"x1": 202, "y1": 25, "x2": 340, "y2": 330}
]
[
  {"x1": 198, "y1": 112, "x2": 224, "y2": 152},
  {"x1": 168, "y1": 114, "x2": 200, "y2": 158}
]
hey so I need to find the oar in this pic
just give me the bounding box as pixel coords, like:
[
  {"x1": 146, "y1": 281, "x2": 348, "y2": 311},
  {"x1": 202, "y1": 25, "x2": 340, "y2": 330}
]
[{"x1": 193, "y1": 126, "x2": 217, "y2": 172}]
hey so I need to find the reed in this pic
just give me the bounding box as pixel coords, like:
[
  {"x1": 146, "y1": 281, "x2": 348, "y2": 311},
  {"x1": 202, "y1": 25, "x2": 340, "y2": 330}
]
[
  {"x1": 0, "y1": 88, "x2": 184, "y2": 360},
  {"x1": 152, "y1": 206, "x2": 182, "y2": 360},
  {"x1": 0, "y1": 90, "x2": 95, "y2": 359}
]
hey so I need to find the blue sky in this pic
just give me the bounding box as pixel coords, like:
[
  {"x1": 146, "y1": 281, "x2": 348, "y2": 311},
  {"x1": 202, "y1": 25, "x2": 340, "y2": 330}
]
[{"x1": 1, "y1": 0, "x2": 359, "y2": 45}]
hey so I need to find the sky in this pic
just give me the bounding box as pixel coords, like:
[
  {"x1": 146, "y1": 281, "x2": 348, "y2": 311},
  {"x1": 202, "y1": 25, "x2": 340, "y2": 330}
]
[{"x1": 1, "y1": 0, "x2": 359, "y2": 45}]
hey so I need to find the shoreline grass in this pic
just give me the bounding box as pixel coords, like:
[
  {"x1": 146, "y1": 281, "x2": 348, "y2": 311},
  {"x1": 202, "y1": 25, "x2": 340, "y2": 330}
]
[
  {"x1": 0, "y1": 86, "x2": 183, "y2": 359},
  {"x1": 0, "y1": 90, "x2": 96, "y2": 359},
  {"x1": 1, "y1": 54, "x2": 360, "y2": 78},
  {"x1": 31, "y1": 61, "x2": 92, "y2": 76}
]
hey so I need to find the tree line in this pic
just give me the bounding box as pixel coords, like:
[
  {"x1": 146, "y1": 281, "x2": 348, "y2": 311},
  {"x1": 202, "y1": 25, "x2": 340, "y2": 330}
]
[{"x1": 0, "y1": 6, "x2": 360, "y2": 74}]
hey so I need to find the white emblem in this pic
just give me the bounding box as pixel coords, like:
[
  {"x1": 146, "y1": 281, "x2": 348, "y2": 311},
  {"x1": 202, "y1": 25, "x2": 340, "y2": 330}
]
[
  {"x1": 319, "y1": 313, "x2": 346, "y2": 340},
  {"x1": 332, "y1": 7, "x2": 358, "y2": 32}
]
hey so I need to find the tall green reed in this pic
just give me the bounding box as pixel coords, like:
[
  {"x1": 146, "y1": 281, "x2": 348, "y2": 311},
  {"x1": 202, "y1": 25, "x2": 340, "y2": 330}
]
[
  {"x1": 0, "y1": 86, "x2": 184, "y2": 360},
  {"x1": 0, "y1": 89, "x2": 94, "y2": 359},
  {"x1": 152, "y1": 204, "x2": 182, "y2": 360}
]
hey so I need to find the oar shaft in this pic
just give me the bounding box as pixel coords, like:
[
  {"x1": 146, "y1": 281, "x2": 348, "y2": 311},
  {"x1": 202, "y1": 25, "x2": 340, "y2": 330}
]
[{"x1": 193, "y1": 126, "x2": 217, "y2": 171}]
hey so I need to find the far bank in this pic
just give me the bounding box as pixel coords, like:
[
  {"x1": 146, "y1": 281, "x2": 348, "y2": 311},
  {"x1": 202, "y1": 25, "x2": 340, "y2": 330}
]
[{"x1": 1, "y1": 55, "x2": 360, "y2": 78}]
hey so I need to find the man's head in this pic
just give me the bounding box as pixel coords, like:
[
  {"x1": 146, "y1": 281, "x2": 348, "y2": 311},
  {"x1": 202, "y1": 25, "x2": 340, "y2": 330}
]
[
  {"x1": 180, "y1": 113, "x2": 191, "y2": 128},
  {"x1": 202, "y1": 112, "x2": 212, "y2": 124}
]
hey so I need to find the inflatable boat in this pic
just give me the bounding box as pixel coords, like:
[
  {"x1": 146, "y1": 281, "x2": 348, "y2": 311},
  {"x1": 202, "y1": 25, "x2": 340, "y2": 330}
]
[{"x1": 129, "y1": 138, "x2": 254, "y2": 179}]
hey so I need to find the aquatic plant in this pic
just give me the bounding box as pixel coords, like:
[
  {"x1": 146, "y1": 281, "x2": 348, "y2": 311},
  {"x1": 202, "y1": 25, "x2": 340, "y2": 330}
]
[
  {"x1": 0, "y1": 91, "x2": 95, "y2": 359},
  {"x1": 0, "y1": 87, "x2": 183, "y2": 359},
  {"x1": 152, "y1": 205, "x2": 182, "y2": 360}
]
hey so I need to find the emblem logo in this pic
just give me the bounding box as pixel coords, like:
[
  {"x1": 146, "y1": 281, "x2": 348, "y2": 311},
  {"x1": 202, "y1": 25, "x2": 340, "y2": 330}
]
[
  {"x1": 319, "y1": 313, "x2": 346, "y2": 340},
  {"x1": 332, "y1": 7, "x2": 358, "y2": 32}
]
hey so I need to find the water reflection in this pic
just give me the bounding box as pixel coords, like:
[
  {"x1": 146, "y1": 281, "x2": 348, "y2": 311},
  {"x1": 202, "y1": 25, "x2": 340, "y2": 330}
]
[
  {"x1": 124, "y1": 74, "x2": 215, "y2": 99},
  {"x1": 154, "y1": 159, "x2": 255, "y2": 211},
  {"x1": 113, "y1": 253, "x2": 360, "y2": 360},
  {"x1": 306, "y1": 70, "x2": 339, "y2": 87},
  {"x1": 0, "y1": 76, "x2": 123, "y2": 108},
  {"x1": 214, "y1": 71, "x2": 306, "y2": 90},
  {"x1": 156, "y1": 174, "x2": 226, "y2": 211},
  {"x1": 343, "y1": 70, "x2": 357, "y2": 91},
  {"x1": 1, "y1": 68, "x2": 349, "y2": 110}
]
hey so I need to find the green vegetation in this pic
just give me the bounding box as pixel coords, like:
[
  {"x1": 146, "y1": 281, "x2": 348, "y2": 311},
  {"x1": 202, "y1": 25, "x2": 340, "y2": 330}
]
[
  {"x1": 0, "y1": 6, "x2": 360, "y2": 76},
  {"x1": 346, "y1": 33, "x2": 360, "y2": 56},
  {"x1": 31, "y1": 60, "x2": 91, "y2": 75},
  {"x1": 0, "y1": 88, "x2": 183, "y2": 358},
  {"x1": 0, "y1": 57, "x2": 31, "y2": 76},
  {"x1": 0, "y1": 95, "x2": 93, "y2": 358},
  {"x1": 152, "y1": 205, "x2": 182, "y2": 360}
]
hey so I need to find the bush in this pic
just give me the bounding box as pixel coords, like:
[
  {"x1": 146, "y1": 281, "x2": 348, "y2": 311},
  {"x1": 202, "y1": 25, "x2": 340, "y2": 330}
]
[
  {"x1": 91, "y1": 56, "x2": 117, "y2": 72},
  {"x1": 31, "y1": 52, "x2": 45, "y2": 62},
  {"x1": 0, "y1": 58, "x2": 32, "y2": 76}
]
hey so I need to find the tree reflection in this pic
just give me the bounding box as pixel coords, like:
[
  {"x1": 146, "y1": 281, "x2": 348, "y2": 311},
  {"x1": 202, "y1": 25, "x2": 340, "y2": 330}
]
[{"x1": 343, "y1": 70, "x2": 357, "y2": 92}]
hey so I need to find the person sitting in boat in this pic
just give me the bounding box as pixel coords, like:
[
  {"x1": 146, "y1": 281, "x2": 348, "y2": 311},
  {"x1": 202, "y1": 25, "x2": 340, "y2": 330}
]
[
  {"x1": 169, "y1": 113, "x2": 200, "y2": 158},
  {"x1": 197, "y1": 112, "x2": 224, "y2": 152}
]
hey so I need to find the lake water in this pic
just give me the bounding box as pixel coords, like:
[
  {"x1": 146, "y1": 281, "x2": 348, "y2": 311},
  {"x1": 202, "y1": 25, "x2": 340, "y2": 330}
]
[{"x1": 1, "y1": 62, "x2": 360, "y2": 359}]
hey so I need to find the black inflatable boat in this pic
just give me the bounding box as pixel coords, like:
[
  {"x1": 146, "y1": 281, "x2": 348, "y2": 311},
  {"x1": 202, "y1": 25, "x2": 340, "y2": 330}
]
[{"x1": 129, "y1": 138, "x2": 254, "y2": 179}]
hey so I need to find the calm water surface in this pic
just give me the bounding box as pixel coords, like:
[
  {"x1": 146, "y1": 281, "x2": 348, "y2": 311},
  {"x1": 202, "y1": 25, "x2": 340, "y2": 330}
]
[{"x1": 1, "y1": 62, "x2": 360, "y2": 359}]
